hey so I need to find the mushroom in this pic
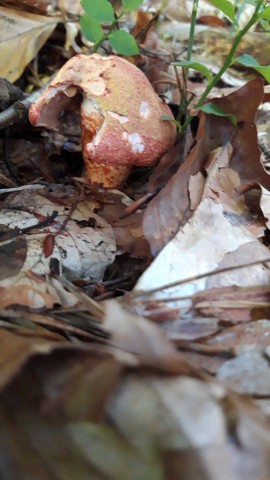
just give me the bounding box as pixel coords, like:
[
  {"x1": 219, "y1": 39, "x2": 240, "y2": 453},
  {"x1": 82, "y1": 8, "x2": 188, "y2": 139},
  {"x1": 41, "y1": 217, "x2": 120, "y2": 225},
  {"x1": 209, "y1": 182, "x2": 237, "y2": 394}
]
[{"x1": 29, "y1": 54, "x2": 176, "y2": 188}]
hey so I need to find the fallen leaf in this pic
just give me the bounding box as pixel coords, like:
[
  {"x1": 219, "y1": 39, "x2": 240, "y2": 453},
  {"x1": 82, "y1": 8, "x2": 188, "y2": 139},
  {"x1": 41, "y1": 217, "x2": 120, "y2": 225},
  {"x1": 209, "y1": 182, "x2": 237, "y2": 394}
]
[
  {"x1": 143, "y1": 77, "x2": 269, "y2": 255},
  {"x1": 168, "y1": 316, "x2": 219, "y2": 342},
  {"x1": 205, "y1": 319, "x2": 270, "y2": 354},
  {"x1": 103, "y1": 299, "x2": 195, "y2": 374},
  {"x1": 217, "y1": 352, "x2": 270, "y2": 395},
  {"x1": 69, "y1": 423, "x2": 161, "y2": 480},
  {"x1": 136, "y1": 143, "x2": 270, "y2": 316},
  {"x1": 107, "y1": 374, "x2": 227, "y2": 451},
  {"x1": 192, "y1": 285, "x2": 270, "y2": 323},
  {"x1": 0, "y1": 7, "x2": 58, "y2": 81},
  {"x1": 0, "y1": 327, "x2": 63, "y2": 391},
  {"x1": 1, "y1": 0, "x2": 53, "y2": 14},
  {"x1": 0, "y1": 185, "x2": 116, "y2": 309}
]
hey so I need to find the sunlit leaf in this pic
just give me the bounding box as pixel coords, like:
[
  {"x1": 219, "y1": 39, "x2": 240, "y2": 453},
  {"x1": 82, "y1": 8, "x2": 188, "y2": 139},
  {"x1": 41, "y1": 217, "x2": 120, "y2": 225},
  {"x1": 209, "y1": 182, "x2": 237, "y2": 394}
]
[
  {"x1": 200, "y1": 102, "x2": 238, "y2": 125},
  {"x1": 234, "y1": 54, "x2": 270, "y2": 83},
  {"x1": 0, "y1": 7, "x2": 58, "y2": 82},
  {"x1": 81, "y1": 0, "x2": 114, "y2": 22},
  {"x1": 207, "y1": 0, "x2": 235, "y2": 22},
  {"x1": 173, "y1": 60, "x2": 213, "y2": 81},
  {"x1": 234, "y1": 53, "x2": 259, "y2": 67},
  {"x1": 122, "y1": 0, "x2": 144, "y2": 12},
  {"x1": 108, "y1": 30, "x2": 139, "y2": 55},
  {"x1": 258, "y1": 5, "x2": 270, "y2": 20},
  {"x1": 80, "y1": 14, "x2": 104, "y2": 43}
]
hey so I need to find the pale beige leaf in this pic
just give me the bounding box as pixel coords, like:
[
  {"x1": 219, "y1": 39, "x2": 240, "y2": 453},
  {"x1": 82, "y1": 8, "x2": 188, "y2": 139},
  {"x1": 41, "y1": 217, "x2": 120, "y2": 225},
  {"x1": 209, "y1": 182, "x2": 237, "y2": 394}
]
[
  {"x1": 0, "y1": 7, "x2": 58, "y2": 81},
  {"x1": 58, "y1": 0, "x2": 83, "y2": 15},
  {"x1": 68, "y1": 423, "x2": 162, "y2": 480},
  {"x1": 217, "y1": 352, "x2": 270, "y2": 395},
  {"x1": 260, "y1": 185, "x2": 270, "y2": 229},
  {"x1": 135, "y1": 143, "x2": 270, "y2": 312},
  {"x1": 0, "y1": 185, "x2": 116, "y2": 309},
  {"x1": 107, "y1": 373, "x2": 270, "y2": 478},
  {"x1": 103, "y1": 299, "x2": 192, "y2": 374},
  {"x1": 0, "y1": 0, "x2": 53, "y2": 14},
  {"x1": 107, "y1": 375, "x2": 227, "y2": 451},
  {"x1": 3, "y1": 185, "x2": 116, "y2": 282}
]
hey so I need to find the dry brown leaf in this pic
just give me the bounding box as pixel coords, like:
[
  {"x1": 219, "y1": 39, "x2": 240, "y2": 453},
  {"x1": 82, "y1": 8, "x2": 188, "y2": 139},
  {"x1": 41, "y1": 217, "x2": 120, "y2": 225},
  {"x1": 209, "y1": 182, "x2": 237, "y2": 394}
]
[
  {"x1": 0, "y1": 0, "x2": 54, "y2": 14},
  {"x1": 147, "y1": 135, "x2": 194, "y2": 194},
  {"x1": 103, "y1": 299, "x2": 195, "y2": 374},
  {"x1": 211, "y1": 79, "x2": 270, "y2": 186},
  {"x1": 0, "y1": 7, "x2": 58, "y2": 81},
  {"x1": 69, "y1": 423, "x2": 161, "y2": 480},
  {"x1": 206, "y1": 319, "x2": 270, "y2": 354},
  {"x1": 100, "y1": 190, "x2": 150, "y2": 258},
  {"x1": 143, "y1": 77, "x2": 268, "y2": 255},
  {"x1": 107, "y1": 373, "x2": 270, "y2": 478},
  {"x1": 163, "y1": 442, "x2": 270, "y2": 480},
  {"x1": 168, "y1": 317, "x2": 219, "y2": 342},
  {"x1": 192, "y1": 285, "x2": 270, "y2": 323},
  {"x1": 0, "y1": 327, "x2": 63, "y2": 391},
  {"x1": 0, "y1": 319, "x2": 269, "y2": 479},
  {"x1": 175, "y1": 318, "x2": 270, "y2": 375},
  {"x1": 136, "y1": 139, "x2": 270, "y2": 323},
  {"x1": 0, "y1": 345, "x2": 125, "y2": 480},
  {"x1": 0, "y1": 185, "x2": 116, "y2": 309},
  {"x1": 107, "y1": 375, "x2": 227, "y2": 451}
]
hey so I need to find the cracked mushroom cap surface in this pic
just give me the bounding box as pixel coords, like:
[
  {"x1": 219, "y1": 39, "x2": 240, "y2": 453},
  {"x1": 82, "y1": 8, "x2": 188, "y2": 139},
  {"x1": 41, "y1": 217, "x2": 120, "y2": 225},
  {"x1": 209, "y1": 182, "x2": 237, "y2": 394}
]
[{"x1": 29, "y1": 54, "x2": 176, "y2": 188}]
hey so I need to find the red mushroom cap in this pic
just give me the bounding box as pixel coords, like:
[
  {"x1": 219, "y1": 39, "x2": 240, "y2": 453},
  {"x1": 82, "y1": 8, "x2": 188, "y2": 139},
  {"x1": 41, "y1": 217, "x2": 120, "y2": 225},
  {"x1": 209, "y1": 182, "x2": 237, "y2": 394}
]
[{"x1": 29, "y1": 54, "x2": 176, "y2": 187}]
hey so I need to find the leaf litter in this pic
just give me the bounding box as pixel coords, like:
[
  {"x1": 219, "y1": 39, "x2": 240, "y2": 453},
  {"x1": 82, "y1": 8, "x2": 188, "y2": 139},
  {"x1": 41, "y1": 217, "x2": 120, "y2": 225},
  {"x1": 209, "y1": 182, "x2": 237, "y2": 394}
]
[{"x1": 0, "y1": 1, "x2": 270, "y2": 478}]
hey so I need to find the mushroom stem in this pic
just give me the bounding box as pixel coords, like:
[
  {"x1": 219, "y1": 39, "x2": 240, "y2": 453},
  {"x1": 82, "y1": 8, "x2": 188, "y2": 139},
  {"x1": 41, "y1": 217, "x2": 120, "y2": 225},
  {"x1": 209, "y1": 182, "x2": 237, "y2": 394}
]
[{"x1": 85, "y1": 161, "x2": 132, "y2": 188}]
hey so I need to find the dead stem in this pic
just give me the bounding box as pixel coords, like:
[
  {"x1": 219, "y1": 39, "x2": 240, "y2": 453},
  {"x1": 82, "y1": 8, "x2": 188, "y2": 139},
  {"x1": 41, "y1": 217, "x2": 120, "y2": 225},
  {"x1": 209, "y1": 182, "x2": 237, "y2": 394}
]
[{"x1": 133, "y1": 256, "x2": 270, "y2": 297}]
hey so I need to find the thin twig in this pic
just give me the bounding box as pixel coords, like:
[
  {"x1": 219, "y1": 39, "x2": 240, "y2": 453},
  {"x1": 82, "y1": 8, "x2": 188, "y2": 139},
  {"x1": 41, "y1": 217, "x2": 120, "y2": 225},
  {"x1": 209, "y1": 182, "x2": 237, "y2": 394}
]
[
  {"x1": 60, "y1": 276, "x2": 105, "y2": 321},
  {"x1": 0, "y1": 78, "x2": 55, "y2": 130},
  {"x1": 0, "y1": 184, "x2": 45, "y2": 194},
  {"x1": 133, "y1": 256, "x2": 270, "y2": 297}
]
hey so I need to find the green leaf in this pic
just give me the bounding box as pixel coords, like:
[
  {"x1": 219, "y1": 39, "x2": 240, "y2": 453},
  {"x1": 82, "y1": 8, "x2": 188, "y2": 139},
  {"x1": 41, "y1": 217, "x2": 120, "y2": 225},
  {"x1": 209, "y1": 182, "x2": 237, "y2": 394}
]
[
  {"x1": 259, "y1": 5, "x2": 270, "y2": 20},
  {"x1": 173, "y1": 60, "x2": 213, "y2": 81},
  {"x1": 81, "y1": 0, "x2": 114, "y2": 22},
  {"x1": 122, "y1": 0, "x2": 144, "y2": 12},
  {"x1": 259, "y1": 18, "x2": 270, "y2": 32},
  {"x1": 108, "y1": 30, "x2": 139, "y2": 55},
  {"x1": 234, "y1": 54, "x2": 270, "y2": 83},
  {"x1": 80, "y1": 14, "x2": 104, "y2": 43},
  {"x1": 200, "y1": 102, "x2": 238, "y2": 126},
  {"x1": 207, "y1": 0, "x2": 235, "y2": 22},
  {"x1": 234, "y1": 53, "x2": 259, "y2": 67}
]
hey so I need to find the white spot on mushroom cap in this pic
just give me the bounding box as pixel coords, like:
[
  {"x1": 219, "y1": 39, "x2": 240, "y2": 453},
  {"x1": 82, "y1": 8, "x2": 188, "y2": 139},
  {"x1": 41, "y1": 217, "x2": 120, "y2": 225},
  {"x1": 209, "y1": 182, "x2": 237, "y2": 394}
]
[
  {"x1": 107, "y1": 111, "x2": 129, "y2": 124},
  {"x1": 122, "y1": 132, "x2": 145, "y2": 154},
  {"x1": 86, "y1": 143, "x2": 95, "y2": 155},
  {"x1": 87, "y1": 80, "x2": 106, "y2": 96},
  {"x1": 140, "y1": 101, "x2": 150, "y2": 119}
]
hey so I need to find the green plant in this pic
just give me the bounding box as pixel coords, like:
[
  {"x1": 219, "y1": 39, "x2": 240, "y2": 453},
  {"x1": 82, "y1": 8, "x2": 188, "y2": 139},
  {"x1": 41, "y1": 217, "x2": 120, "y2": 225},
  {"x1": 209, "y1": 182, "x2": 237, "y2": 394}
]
[
  {"x1": 171, "y1": 0, "x2": 270, "y2": 134},
  {"x1": 80, "y1": 1, "x2": 270, "y2": 135},
  {"x1": 80, "y1": 0, "x2": 144, "y2": 55}
]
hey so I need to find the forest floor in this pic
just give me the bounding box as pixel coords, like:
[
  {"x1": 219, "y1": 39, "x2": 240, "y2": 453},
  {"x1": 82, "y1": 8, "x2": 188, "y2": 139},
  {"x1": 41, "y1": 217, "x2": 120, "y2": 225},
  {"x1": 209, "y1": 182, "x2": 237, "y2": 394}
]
[{"x1": 0, "y1": 1, "x2": 270, "y2": 478}]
